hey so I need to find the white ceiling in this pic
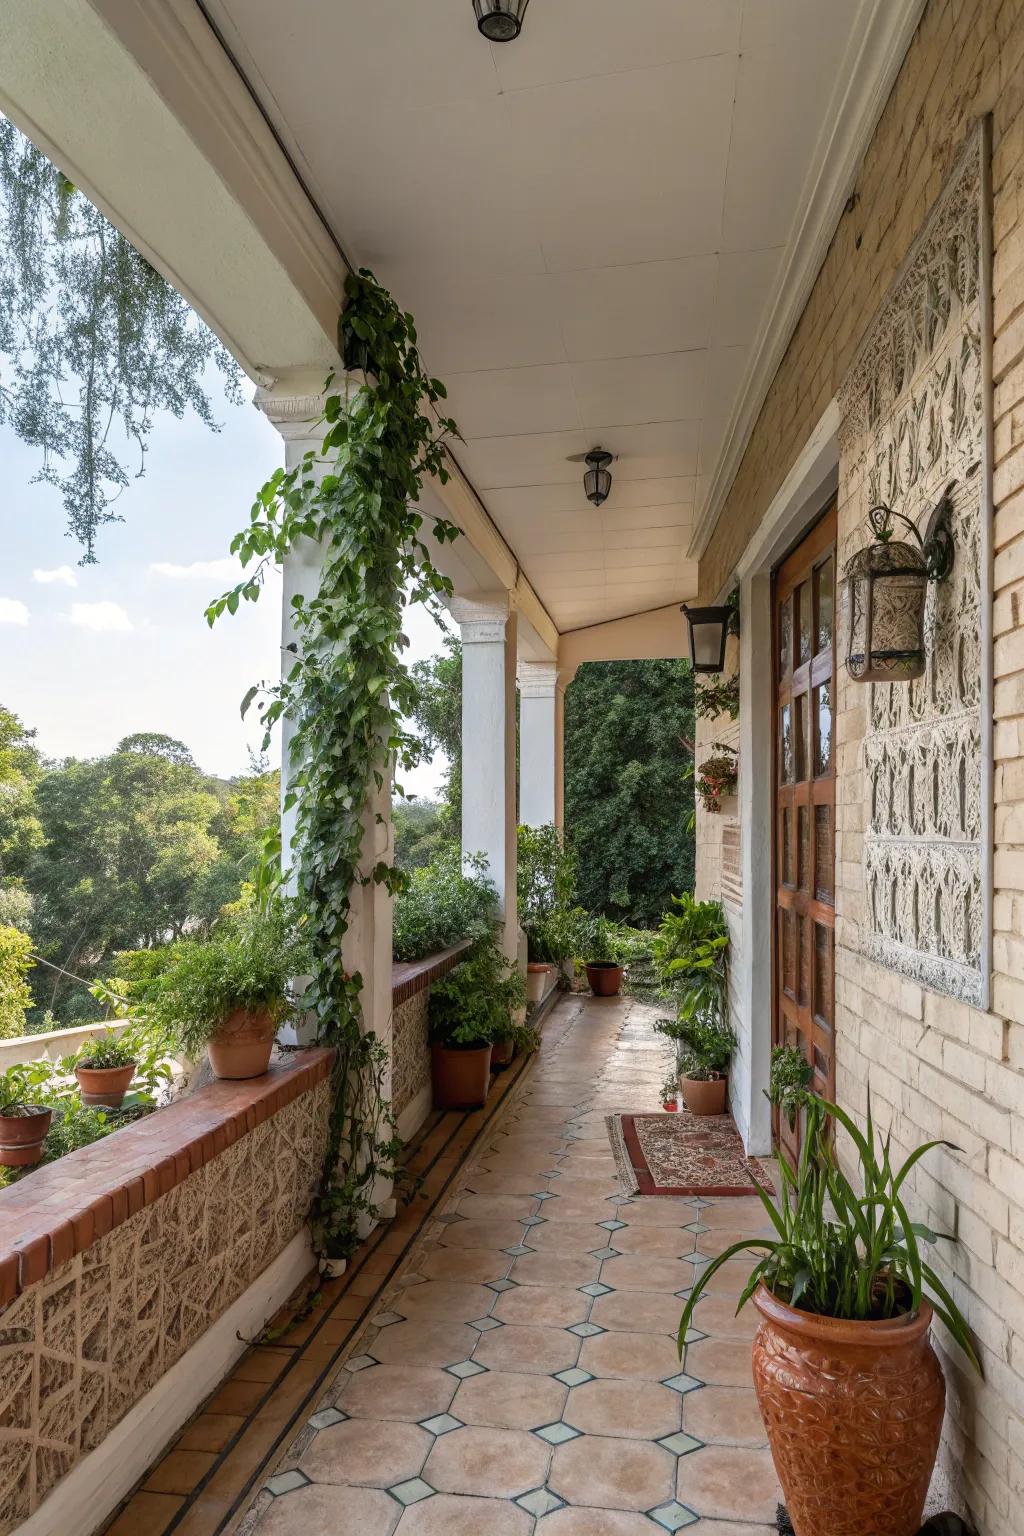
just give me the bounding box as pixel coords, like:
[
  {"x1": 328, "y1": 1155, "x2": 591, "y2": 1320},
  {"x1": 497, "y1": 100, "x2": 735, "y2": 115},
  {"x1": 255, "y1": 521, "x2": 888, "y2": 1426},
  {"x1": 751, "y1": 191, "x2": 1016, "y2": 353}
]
[{"x1": 205, "y1": 0, "x2": 865, "y2": 631}]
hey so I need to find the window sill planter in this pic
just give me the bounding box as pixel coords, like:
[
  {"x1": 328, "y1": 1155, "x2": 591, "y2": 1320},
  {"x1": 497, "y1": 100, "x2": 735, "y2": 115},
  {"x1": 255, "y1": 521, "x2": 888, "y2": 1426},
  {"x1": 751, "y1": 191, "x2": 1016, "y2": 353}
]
[
  {"x1": 0, "y1": 1105, "x2": 52, "y2": 1167},
  {"x1": 752, "y1": 1286, "x2": 945, "y2": 1536},
  {"x1": 75, "y1": 1062, "x2": 136, "y2": 1108},
  {"x1": 431, "y1": 1042, "x2": 493, "y2": 1109},
  {"x1": 679, "y1": 1073, "x2": 727, "y2": 1116},
  {"x1": 586, "y1": 962, "x2": 623, "y2": 997},
  {"x1": 208, "y1": 1008, "x2": 277, "y2": 1080}
]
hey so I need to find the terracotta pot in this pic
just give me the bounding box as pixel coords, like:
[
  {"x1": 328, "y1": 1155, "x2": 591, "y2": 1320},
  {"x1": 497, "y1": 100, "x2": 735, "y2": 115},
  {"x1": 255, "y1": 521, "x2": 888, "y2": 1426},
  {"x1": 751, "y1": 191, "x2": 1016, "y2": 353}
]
[
  {"x1": 207, "y1": 1008, "x2": 277, "y2": 1080},
  {"x1": 679, "y1": 1073, "x2": 727, "y2": 1116},
  {"x1": 431, "y1": 1042, "x2": 492, "y2": 1109},
  {"x1": 490, "y1": 1035, "x2": 515, "y2": 1070},
  {"x1": 75, "y1": 1062, "x2": 136, "y2": 1108},
  {"x1": 526, "y1": 962, "x2": 550, "y2": 1004},
  {"x1": 0, "y1": 1106, "x2": 53, "y2": 1167},
  {"x1": 752, "y1": 1285, "x2": 945, "y2": 1536},
  {"x1": 586, "y1": 962, "x2": 623, "y2": 997}
]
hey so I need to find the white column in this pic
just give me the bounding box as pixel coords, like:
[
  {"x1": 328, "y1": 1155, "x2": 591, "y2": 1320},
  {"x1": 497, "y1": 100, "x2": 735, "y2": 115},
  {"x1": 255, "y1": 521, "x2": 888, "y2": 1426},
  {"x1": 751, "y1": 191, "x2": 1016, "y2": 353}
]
[
  {"x1": 451, "y1": 593, "x2": 519, "y2": 961},
  {"x1": 518, "y1": 661, "x2": 564, "y2": 830},
  {"x1": 255, "y1": 379, "x2": 393, "y2": 1085}
]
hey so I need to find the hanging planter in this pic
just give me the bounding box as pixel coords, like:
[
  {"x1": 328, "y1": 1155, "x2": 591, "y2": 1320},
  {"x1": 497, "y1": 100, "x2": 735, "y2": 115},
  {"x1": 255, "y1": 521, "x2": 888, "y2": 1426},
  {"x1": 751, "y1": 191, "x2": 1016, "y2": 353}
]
[{"x1": 696, "y1": 744, "x2": 738, "y2": 813}]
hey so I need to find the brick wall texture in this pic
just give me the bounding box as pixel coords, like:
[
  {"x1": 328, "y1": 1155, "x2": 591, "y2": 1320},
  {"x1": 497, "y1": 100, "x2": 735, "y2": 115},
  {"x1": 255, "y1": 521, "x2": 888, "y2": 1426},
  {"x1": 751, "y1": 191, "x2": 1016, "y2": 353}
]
[{"x1": 694, "y1": 3, "x2": 1024, "y2": 1531}]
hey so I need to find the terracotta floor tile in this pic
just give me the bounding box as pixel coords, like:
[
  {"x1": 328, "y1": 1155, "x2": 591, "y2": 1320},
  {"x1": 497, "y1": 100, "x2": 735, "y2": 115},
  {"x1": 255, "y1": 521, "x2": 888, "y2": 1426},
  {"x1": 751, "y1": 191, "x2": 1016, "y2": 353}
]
[
  {"x1": 563, "y1": 1377, "x2": 681, "y2": 1439},
  {"x1": 394, "y1": 1491, "x2": 533, "y2": 1534},
  {"x1": 339, "y1": 1363, "x2": 456, "y2": 1421},
  {"x1": 204, "y1": 1378, "x2": 268, "y2": 1416},
  {"x1": 677, "y1": 1444, "x2": 781, "y2": 1523},
  {"x1": 548, "y1": 1433, "x2": 676, "y2": 1511},
  {"x1": 687, "y1": 1293, "x2": 758, "y2": 1339},
  {"x1": 461, "y1": 1171, "x2": 557, "y2": 1196},
  {"x1": 613, "y1": 1225, "x2": 697, "y2": 1258},
  {"x1": 300, "y1": 1417, "x2": 431, "y2": 1486},
  {"x1": 524, "y1": 1220, "x2": 612, "y2": 1256},
  {"x1": 599, "y1": 1254, "x2": 696, "y2": 1294},
  {"x1": 423, "y1": 1424, "x2": 551, "y2": 1498},
  {"x1": 682, "y1": 1385, "x2": 767, "y2": 1446},
  {"x1": 104, "y1": 1492, "x2": 184, "y2": 1535},
  {"x1": 491, "y1": 1283, "x2": 590, "y2": 1328},
  {"x1": 176, "y1": 1412, "x2": 246, "y2": 1453},
  {"x1": 256, "y1": 1483, "x2": 400, "y2": 1536},
  {"x1": 589, "y1": 1291, "x2": 683, "y2": 1337},
  {"x1": 372, "y1": 1319, "x2": 480, "y2": 1368},
  {"x1": 164, "y1": 1494, "x2": 234, "y2": 1536},
  {"x1": 419, "y1": 1248, "x2": 510, "y2": 1284},
  {"x1": 697, "y1": 1228, "x2": 772, "y2": 1259},
  {"x1": 473, "y1": 1321, "x2": 581, "y2": 1375},
  {"x1": 617, "y1": 1198, "x2": 697, "y2": 1228},
  {"x1": 450, "y1": 1368, "x2": 566, "y2": 1431},
  {"x1": 143, "y1": 1448, "x2": 217, "y2": 1494},
  {"x1": 578, "y1": 1330, "x2": 683, "y2": 1382},
  {"x1": 537, "y1": 1510, "x2": 669, "y2": 1536},
  {"x1": 231, "y1": 1348, "x2": 294, "y2": 1384},
  {"x1": 509, "y1": 1251, "x2": 601, "y2": 1288},
  {"x1": 685, "y1": 1337, "x2": 756, "y2": 1388},
  {"x1": 396, "y1": 1280, "x2": 499, "y2": 1322}
]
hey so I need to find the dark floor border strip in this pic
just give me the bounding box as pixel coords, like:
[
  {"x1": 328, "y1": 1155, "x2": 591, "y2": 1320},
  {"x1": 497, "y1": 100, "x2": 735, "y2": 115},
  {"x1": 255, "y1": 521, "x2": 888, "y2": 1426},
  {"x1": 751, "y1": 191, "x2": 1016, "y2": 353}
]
[{"x1": 157, "y1": 1050, "x2": 534, "y2": 1536}]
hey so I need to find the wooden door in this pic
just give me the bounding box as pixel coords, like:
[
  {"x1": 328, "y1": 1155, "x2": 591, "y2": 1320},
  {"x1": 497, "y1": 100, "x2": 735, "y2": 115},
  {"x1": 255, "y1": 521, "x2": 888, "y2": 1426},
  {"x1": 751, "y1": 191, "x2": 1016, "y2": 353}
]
[{"x1": 773, "y1": 504, "x2": 837, "y2": 1168}]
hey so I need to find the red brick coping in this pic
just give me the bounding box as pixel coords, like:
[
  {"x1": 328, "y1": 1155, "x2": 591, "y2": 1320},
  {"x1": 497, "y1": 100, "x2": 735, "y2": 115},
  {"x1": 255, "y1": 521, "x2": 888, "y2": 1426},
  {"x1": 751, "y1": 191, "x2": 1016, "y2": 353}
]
[
  {"x1": 0, "y1": 1048, "x2": 334, "y2": 1308},
  {"x1": 391, "y1": 940, "x2": 471, "y2": 1006}
]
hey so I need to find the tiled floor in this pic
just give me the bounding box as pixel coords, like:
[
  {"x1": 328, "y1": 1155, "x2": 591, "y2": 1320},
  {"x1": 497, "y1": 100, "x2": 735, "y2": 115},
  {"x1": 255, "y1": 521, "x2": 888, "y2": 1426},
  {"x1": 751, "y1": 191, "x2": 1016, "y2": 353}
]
[{"x1": 230, "y1": 995, "x2": 782, "y2": 1535}]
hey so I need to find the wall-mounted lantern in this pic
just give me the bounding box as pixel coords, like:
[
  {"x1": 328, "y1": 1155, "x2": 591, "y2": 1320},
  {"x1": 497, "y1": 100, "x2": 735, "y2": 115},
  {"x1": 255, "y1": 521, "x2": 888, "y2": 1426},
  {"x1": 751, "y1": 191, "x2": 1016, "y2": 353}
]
[
  {"x1": 473, "y1": 0, "x2": 530, "y2": 41},
  {"x1": 583, "y1": 449, "x2": 613, "y2": 507},
  {"x1": 840, "y1": 488, "x2": 955, "y2": 684},
  {"x1": 681, "y1": 603, "x2": 731, "y2": 674}
]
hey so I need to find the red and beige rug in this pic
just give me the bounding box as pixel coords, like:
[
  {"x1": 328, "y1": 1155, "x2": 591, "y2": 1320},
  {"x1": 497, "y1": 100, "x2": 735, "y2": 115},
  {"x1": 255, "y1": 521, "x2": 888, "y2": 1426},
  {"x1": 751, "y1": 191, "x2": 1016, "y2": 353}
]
[{"x1": 607, "y1": 1110, "x2": 775, "y2": 1197}]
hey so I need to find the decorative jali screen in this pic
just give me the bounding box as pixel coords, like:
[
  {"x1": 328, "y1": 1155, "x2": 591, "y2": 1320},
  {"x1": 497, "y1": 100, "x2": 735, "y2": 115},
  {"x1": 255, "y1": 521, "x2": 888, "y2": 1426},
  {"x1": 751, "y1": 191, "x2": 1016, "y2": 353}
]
[{"x1": 838, "y1": 122, "x2": 992, "y2": 1007}]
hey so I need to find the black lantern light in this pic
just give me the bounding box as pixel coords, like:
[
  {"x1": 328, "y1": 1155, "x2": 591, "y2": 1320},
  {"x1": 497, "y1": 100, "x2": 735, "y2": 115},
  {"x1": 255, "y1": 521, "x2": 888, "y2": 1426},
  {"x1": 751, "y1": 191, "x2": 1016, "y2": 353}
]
[
  {"x1": 840, "y1": 489, "x2": 955, "y2": 684},
  {"x1": 584, "y1": 449, "x2": 613, "y2": 507},
  {"x1": 473, "y1": 0, "x2": 530, "y2": 41},
  {"x1": 681, "y1": 603, "x2": 731, "y2": 674}
]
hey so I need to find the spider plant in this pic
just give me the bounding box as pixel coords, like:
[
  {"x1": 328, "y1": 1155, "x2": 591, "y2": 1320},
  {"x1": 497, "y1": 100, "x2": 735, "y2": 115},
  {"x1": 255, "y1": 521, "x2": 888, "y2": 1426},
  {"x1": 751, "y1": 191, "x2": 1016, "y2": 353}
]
[{"x1": 678, "y1": 1092, "x2": 980, "y2": 1371}]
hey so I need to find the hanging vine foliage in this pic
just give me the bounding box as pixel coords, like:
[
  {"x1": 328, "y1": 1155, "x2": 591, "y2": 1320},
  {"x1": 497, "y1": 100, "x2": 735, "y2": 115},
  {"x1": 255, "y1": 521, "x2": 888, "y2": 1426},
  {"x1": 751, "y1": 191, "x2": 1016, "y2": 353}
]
[
  {"x1": 208, "y1": 268, "x2": 462, "y2": 1258},
  {"x1": 0, "y1": 117, "x2": 241, "y2": 561}
]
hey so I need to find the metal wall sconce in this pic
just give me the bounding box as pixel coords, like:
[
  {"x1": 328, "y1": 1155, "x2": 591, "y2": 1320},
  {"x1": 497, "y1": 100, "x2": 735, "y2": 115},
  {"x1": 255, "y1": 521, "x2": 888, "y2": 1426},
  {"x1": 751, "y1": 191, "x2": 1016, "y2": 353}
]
[
  {"x1": 840, "y1": 487, "x2": 955, "y2": 684},
  {"x1": 584, "y1": 449, "x2": 613, "y2": 507},
  {"x1": 681, "y1": 603, "x2": 732, "y2": 674},
  {"x1": 473, "y1": 0, "x2": 530, "y2": 41}
]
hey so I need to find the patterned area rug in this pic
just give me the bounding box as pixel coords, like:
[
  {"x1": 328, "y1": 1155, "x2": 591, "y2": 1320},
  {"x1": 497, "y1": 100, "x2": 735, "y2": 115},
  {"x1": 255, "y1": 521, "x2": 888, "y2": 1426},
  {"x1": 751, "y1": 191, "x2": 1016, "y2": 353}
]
[{"x1": 607, "y1": 1110, "x2": 775, "y2": 1197}]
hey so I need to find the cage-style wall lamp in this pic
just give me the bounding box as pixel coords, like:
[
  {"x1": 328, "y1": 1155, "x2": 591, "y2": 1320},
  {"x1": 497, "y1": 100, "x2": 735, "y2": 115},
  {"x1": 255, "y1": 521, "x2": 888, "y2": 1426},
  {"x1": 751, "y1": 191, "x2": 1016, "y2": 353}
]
[
  {"x1": 840, "y1": 487, "x2": 955, "y2": 684},
  {"x1": 681, "y1": 603, "x2": 731, "y2": 674}
]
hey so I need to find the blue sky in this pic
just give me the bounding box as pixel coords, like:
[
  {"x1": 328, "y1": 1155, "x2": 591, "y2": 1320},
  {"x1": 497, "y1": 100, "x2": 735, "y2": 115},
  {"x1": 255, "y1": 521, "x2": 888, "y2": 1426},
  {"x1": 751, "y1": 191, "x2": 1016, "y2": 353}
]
[{"x1": 0, "y1": 376, "x2": 448, "y2": 794}]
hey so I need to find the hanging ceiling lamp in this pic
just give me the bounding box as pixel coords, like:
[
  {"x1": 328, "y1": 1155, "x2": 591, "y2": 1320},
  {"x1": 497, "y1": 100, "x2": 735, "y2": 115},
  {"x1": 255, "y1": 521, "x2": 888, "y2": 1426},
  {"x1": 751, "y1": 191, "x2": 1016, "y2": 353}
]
[
  {"x1": 473, "y1": 0, "x2": 530, "y2": 42},
  {"x1": 584, "y1": 449, "x2": 613, "y2": 507}
]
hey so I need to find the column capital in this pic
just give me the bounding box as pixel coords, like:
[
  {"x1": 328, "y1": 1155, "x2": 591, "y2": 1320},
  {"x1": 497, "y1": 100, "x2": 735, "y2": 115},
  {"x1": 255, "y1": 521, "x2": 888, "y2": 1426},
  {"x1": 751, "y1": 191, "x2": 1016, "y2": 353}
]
[
  {"x1": 254, "y1": 369, "x2": 367, "y2": 448},
  {"x1": 450, "y1": 592, "x2": 512, "y2": 644},
  {"x1": 517, "y1": 660, "x2": 560, "y2": 698}
]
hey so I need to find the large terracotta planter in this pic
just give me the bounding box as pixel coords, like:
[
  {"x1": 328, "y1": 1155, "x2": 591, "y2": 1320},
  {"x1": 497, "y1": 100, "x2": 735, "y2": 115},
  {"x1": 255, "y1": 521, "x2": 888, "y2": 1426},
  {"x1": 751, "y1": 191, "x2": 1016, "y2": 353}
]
[
  {"x1": 752, "y1": 1285, "x2": 945, "y2": 1536},
  {"x1": 526, "y1": 962, "x2": 550, "y2": 1004},
  {"x1": 0, "y1": 1106, "x2": 53, "y2": 1167},
  {"x1": 75, "y1": 1062, "x2": 135, "y2": 1108},
  {"x1": 586, "y1": 962, "x2": 623, "y2": 997},
  {"x1": 432, "y1": 1042, "x2": 492, "y2": 1109},
  {"x1": 207, "y1": 1008, "x2": 277, "y2": 1080},
  {"x1": 679, "y1": 1073, "x2": 727, "y2": 1116}
]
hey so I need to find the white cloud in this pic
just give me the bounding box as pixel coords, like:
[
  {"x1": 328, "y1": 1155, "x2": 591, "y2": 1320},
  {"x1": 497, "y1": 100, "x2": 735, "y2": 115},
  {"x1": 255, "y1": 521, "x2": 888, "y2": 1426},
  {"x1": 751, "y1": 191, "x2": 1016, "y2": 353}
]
[
  {"x1": 33, "y1": 565, "x2": 78, "y2": 587},
  {"x1": 149, "y1": 558, "x2": 238, "y2": 581},
  {"x1": 67, "y1": 601, "x2": 134, "y2": 633},
  {"x1": 0, "y1": 598, "x2": 29, "y2": 626}
]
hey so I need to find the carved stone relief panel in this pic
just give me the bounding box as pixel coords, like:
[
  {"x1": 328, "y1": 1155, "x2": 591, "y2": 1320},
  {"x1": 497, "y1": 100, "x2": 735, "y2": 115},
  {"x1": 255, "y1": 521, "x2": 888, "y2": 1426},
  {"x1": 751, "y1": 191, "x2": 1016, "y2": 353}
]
[{"x1": 838, "y1": 124, "x2": 991, "y2": 1006}]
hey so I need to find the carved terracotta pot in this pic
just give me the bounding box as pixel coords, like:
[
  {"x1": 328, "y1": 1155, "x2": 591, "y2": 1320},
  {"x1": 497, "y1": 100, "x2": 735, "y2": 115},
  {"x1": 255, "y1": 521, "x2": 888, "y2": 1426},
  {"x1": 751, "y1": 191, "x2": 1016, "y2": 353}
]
[
  {"x1": 752, "y1": 1285, "x2": 945, "y2": 1536},
  {"x1": 208, "y1": 1008, "x2": 277, "y2": 1079}
]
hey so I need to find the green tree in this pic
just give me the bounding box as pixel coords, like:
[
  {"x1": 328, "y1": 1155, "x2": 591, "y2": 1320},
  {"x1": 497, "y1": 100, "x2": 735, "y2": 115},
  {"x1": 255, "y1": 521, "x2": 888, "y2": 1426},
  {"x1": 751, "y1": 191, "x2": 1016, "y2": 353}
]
[
  {"x1": 563, "y1": 659, "x2": 695, "y2": 926},
  {"x1": 409, "y1": 634, "x2": 462, "y2": 826},
  {"x1": 393, "y1": 798, "x2": 450, "y2": 870},
  {"x1": 0, "y1": 704, "x2": 44, "y2": 935},
  {"x1": 0, "y1": 924, "x2": 34, "y2": 1038}
]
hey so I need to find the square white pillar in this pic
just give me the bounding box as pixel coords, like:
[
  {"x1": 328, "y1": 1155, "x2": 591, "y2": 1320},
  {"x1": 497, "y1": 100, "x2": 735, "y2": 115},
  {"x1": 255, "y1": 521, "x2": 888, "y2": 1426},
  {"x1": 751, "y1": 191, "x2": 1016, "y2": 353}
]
[
  {"x1": 451, "y1": 594, "x2": 519, "y2": 960},
  {"x1": 518, "y1": 660, "x2": 564, "y2": 830}
]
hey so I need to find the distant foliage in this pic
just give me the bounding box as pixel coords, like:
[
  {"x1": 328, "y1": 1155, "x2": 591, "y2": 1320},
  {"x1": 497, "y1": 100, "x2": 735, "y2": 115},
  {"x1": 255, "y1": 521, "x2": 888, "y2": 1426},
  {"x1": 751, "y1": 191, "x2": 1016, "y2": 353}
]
[
  {"x1": 392, "y1": 849, "x2": 497, "y2": 962},
  {"x1": 393, "y1": 798, "x2": 451, "y2": 870},
  {"x1": 0, "y1": 925, "x2": 33, "y2": 1038},
  {"x1": 409, "y1": 633, "x2": 463, "y2": 825},
  {"x1": 0, "y1": 117, "x2": 241, "y2": 561}
]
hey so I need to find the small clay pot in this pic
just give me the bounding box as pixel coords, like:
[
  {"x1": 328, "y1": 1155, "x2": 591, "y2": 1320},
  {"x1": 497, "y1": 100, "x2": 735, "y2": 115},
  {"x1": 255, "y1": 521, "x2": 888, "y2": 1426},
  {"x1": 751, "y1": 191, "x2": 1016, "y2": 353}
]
[
  {"x1": 526, "y1": 962, "x2": 550, "y2": 1004},
  {"x1": 0, "y1": 1106, "x2": 53, "y2": 1167},
  {"x1": 586, "y1": 962, "x2": 623, "y2": 997},
  {"x1": 207, "y1": 1008, "x2": 277, "y2": 1080},
  {"x1": 679, "y1": 1073, "x2": 727, "y2": 1116},
  {"x1": 431, "y1": 1042, "x2": 492, "y2": 1110},
  {"x1": 490, "y1": 1035, "x2": 515, "y2": 1070},
  {"x1": 752, "y1": 1285, "x2": 945, "y2": 1536},
  {"x1": 75, "y1": 1062, "x2": 136, "y2": 1108}
]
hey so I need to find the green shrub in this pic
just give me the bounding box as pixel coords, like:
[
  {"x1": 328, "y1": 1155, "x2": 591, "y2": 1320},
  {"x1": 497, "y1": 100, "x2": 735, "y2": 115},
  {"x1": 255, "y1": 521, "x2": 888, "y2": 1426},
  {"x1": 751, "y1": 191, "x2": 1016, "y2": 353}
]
[
  {"x1": 656, "y1": 1013, "x2": 736, "y2": 1080},
  {"x1": 429, "y1": 938, "x2": 526, "y2": 1049},
  {"x1": 0, "y1": 925, "x2": 34, "y2": 1039},
  {"x1": 392, "y1": 849, "x2": 497, "y2": 962}
]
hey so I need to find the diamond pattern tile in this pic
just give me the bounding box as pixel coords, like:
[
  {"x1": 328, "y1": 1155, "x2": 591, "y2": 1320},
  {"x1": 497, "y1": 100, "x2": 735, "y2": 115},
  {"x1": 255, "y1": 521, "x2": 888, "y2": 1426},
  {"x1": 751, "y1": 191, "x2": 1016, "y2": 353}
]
[
  {"x1": 486, "y1": 1278, "x2": 518, "y2": 1293},
  {"x1": 446, "y1": 1360, "x2": 487, "y2": 1379},
  {"x1": 567, "y1": 1322, "x2": 604, "y2": 1338},
  {"x1": 504, "y1": 1244, "x2": 534, "y2": 1257},
  {"x1": 578, "y1": 1282, "x2": 613, "y2": 1297},
  {"x1": 540, "y1": 1170, "x2": 562, "y2": 1179},
  {"x1": 533, "y1": 1191, "x2": 556, "y2": 1201},
  {"x1": 308, "y1": 1408, "x2": 347, "y2": 1431},
  {"x1": 515, "y1": 1487, "x2": 566, "y2": 1516},
  {"x1": 372, "y1": 1311, "x2": 404, "y2": 1327},
  {"x1": 649, "y1": 1500, "x2": 698, "y2": 1530},
  {"x1": 521, "y1": 1215, "x2": 546, "y2": 1227},
  {"x1": 661, "y1": 1372, "x2": 702, "y2": 1394},
  {"x1": 344, "y1": 1354, "x2": 378, "y2": 1373},
  {"x1": 658, "y1": 1431, "x2": 702, "y2": 1456},
  {"x1": 389, "y1": 1477, "x2": 435, "y2": 1506},
  {"x1": 419, "y1": 1413, "x2": 463, "y2": 1436},
  {"x1": 469, "y1": 1317, "x2": 502, "y2": 1332},
  {"x1": 266, "y1": 1470, "x2": 310, "y2": 1497},
  {"x1": 597, "y1": 1219, "x2": 628, "y2": 1232},
  {"x1": 554, "y1": 1367, "x2": 593, "y2": 1387},
  {"x1": 533, "y1": 1421, "x2": 582, "y2": 1445},
  {"x1": 589, "y1": 1246, "x2": 620, "y2": 1260}
]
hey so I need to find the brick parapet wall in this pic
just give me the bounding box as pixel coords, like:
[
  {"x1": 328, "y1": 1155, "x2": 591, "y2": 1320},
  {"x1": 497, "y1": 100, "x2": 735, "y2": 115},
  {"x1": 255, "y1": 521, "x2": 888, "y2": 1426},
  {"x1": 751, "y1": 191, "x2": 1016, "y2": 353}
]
[{"x1": 696, "y1": 3, "x2": 1024, "y2": 1530}]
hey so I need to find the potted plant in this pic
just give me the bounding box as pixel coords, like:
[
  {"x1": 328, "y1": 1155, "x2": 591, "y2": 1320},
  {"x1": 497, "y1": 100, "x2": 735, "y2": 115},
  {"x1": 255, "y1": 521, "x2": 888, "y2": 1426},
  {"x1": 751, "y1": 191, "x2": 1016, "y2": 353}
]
[
  {"x1": 696, "y1": 743, "x2": 738, "y2": 813},
  {"x1": 148, "y1": 899, "x2": 308, "y2": 1079},
  {"x1": 428, "y1": 937, "x2": 525, "y2": 1108},
  {"x1": 0, "y1": 1062, "x2": 54, "y2": 1167},
  {"x1": 73, "y1": 1029, "x2": 138, "y2": 1108},
  {"x1": 657, "y1": 1013, "x2": 736, "y2": 1114},
  {"x1": 678, "y1": 1095, "x2": 980, "y2": 1536},
  {"x1": 584, "y1": 915, "x2": 624, "y2": 997},
  {"x1": 651, "y1": 893, "x2": 732, "y2": 1110},
  {"x1": 518, "y1": 825, "x2": 577, "y2": 1003},
  {"x1": 660, "y1": 1070, "x2": 678, "y2": 1112},
  {"x1": 767, "y1": 1042, "x2": 814, "y2": 1129}
]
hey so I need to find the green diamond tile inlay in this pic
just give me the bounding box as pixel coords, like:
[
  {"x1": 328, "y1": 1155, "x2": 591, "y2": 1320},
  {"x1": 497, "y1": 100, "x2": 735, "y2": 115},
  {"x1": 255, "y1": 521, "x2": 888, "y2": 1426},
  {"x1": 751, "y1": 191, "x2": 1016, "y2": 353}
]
[
  {"x1": 486, "y1": 1278, "x2": 517, "y2": 1293},
  {"x1": 389, "y1": 1478, "x2": 435, "y2": 1506},
  {"x1": 589, "y1": 1245, "x2": 620, "y2": 1260},
  {"x1": 657, "y1": 1431, "x2": 702, "y2": 1456},
  {"x1": 579, "y1": 1282, "x2": 613, "y2": 1297},
  {"x1": 419, "y1": 1413, "x2": 463, "y2": 1436},
  {"x1": 649, "y1": 1499, "x2": 698, "y2": 1530},
  {"x1": 597, "y1": 1218, "x2": 627, "y2": 1231},
  {"x1": 533, "y1": 1421, "x2": 581, "y2": 1445},
  {"x1": 446, "y1": 1360, "x2": 487, "y2": 1379},
  {"x1": 515, "y1": 1487, "x2": 565, "y2": 1517},
  {"x1": 266, "y1": 1470, "x2": 310, "y2": 1497},
  {"x1": 504, "y1": 1243, "x2": 534, "y2": 1257},
  {"x1": 554, "y1": 1366, "x2": 593, "y2": 1387},
  {"x1": 308, "y1": 1407, "x2": 347, "y2": 1430},
  {"x1": 567, "y1": 1321, "x2": 604, "y2": 1338},
  {"x1": 469, "y1": 1316, "x2": 502, "y2": 1332},
  {"x1": 661, "y1": 1372, "x2": 702, "y2": 1394},
  {"x1": 344, "y1": 1354, "x2": 377, "y2": 1373}
]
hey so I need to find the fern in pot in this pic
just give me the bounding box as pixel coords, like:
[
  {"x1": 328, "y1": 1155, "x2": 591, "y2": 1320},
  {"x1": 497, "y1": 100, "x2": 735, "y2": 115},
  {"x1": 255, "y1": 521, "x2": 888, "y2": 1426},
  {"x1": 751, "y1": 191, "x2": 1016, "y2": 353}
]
[
  {"x1": 677, "y1": 1094, "x2": 980, "y2": 1536},
  {"x1": 428, "y1": 936, "x2": 525, "y2": 1108}
]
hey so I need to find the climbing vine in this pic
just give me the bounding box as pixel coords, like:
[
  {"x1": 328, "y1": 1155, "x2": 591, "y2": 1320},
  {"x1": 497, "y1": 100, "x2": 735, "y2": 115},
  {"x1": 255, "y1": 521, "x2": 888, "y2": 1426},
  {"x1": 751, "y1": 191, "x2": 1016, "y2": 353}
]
[
  {"x1": 207, "y1": 268, "x2": 461, "y2": 1259},
  {"x1": 0, "y1": 117, "x2": 241, "y2": 560}
]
